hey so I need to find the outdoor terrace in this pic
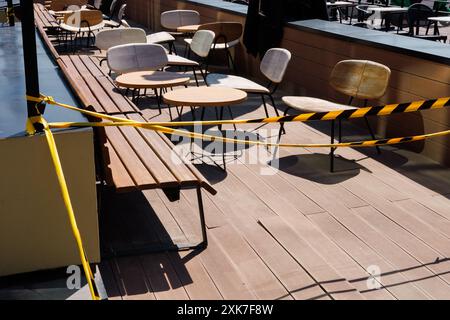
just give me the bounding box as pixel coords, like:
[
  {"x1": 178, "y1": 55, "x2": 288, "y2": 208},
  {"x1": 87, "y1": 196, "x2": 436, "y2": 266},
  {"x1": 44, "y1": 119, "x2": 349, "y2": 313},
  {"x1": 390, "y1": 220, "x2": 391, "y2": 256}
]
[{"x1": 0, "y1": 0, "x2": 450, "y2": 300}]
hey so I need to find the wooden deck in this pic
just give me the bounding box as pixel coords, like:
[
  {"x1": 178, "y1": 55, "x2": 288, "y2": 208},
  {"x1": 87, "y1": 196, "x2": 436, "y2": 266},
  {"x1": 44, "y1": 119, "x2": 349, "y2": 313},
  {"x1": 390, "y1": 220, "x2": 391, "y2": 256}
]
[{"x1": 93, "y1": 57, "x2": 450, "y2": 300}]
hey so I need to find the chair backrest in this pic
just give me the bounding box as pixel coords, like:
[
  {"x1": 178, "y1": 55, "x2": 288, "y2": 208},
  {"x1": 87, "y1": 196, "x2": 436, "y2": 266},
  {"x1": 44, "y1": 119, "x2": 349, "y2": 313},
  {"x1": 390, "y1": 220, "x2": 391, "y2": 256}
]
[
  {"x1": 407, "y1": 3, "x2": 434, "y2": 34},
  {"x1": 260, "y1": 48, "x2": 292, "y2": 84},
  {"x1": 117, "y1": 3, "x2": 127, "y2": 21},
  {"x1": 109, "y1": 0, "x2": 118, "y2": 15},
  {"x1": 189, "y1": 30, "x2": 216, "y2": 58},
  {"x1": 160, "y1": 10, "x2": 200, "y2": 30},
  {"x1": 95, "y1": 28, "x2": 147, "y2": 51},
  {"x1": 63, "y1": 10, "x2": 103, "y2": 28},
  {"x1": 330, "y1": 60, "x2": 391, "y2": 100},
  {"x1": 107, "y1": 43, "x2": 168, "y2": 74},
  {"x1": 198, "y1": 22, "x2": 243, "y2": 45}
]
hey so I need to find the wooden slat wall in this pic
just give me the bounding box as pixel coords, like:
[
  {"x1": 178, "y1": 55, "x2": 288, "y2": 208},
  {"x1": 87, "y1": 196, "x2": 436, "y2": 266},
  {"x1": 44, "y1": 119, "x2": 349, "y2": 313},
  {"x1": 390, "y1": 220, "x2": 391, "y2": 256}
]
[{"x1": 114, "y1": 0, "x2": 450, "y2": 167}]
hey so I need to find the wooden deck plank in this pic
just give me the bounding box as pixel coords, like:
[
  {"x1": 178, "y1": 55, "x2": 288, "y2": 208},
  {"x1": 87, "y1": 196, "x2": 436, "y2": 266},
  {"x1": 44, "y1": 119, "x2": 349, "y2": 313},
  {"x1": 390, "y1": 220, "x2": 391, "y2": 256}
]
[
  {"x1": 309, "y1": 212, "x2": 432, "y2": 299},
  {"x1": 210, "y1": 224, "x2": 291, "y2": 300},
  {"x1": 139, "y1": 253, "x2": 190, "y2": 300},
  {"x1": 394, "y1": 199, "x2": 450, "y2": 239},
  {"x1": 415, "y1": 194, "x2": 450, "y2": 221},
  {"x1": 168, "y1": 251, "x2": 224, "y2": 300},
  {"x1": 344, "y1": 182, "x2": 450, "y2": 257},
  {"x1": 259, "y1": 216, "x2": 364, "y2": 300},
  {"x1": 110, "y1": 256, "x2": 156, "y2": 300},
  {"x1": 353, "y1": 206, "x2": 450, "y2": 287},
  {"x1": 201, "y1": 179, "x2": 329, "y2": 300},
  {"x1": 227, "y1": 162, "x2": 393, "y2": 299},
  {"x1": 141, "y1": 190, "x2": 190, "y2": 245}
]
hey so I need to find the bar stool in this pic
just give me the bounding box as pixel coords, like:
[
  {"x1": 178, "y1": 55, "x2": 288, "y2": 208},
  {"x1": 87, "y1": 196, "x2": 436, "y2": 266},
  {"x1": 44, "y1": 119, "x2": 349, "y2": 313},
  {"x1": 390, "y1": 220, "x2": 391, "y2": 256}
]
[{"x1": 281, "y1": 60, "x2": 391, "y2": 172}]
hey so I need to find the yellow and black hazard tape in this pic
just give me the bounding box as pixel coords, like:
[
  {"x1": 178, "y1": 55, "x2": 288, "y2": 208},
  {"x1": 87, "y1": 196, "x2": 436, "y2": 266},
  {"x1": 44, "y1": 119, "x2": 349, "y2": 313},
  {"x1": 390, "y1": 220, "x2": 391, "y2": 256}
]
[
  {"x1": 27, "y1": 94, "x2": 450, "y2": 150},
  {"x1": 28, "y1": 95, "x2": 450, "y2": 127}
]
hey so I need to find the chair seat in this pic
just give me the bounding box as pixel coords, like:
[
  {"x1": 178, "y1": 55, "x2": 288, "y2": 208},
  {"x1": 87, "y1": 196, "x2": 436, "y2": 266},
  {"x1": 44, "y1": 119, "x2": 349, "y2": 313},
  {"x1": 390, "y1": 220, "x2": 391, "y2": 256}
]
[
  {"x1": 60, "y1": 22, "x2": 105, "y2": 33},
  {"x1": 184, "y1": 38, "x2": 240, "y2": 50},
  {"x1": 206, "y1": 73, "x2": 269, "y2": 94},
  {"x1": 167, "y1": 54, "x2": 199, "y2": 67},
  {"x1": 104, "y1": 20, "x2": 120, "y2": 28},
  {"x1": 282, "y1": 96, "x2": 357, "y2": 113},
  {"x1": 146, "y1": 31, "x2": 175, "y2": 44}
]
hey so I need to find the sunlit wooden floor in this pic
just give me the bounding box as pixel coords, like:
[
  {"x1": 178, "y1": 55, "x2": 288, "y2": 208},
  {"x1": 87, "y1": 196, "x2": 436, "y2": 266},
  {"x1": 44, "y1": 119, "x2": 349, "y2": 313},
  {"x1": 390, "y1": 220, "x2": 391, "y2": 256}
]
[{"x1": 97, "y1": 70, "x2": 450, "y2": 300}]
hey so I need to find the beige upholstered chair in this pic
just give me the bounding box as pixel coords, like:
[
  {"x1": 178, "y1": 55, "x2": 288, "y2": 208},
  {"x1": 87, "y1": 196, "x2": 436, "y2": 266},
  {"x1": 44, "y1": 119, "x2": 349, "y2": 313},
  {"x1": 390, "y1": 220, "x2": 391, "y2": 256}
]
[
  {"x1": 206, "y1": 48, "x2": 292, "y2": 118},
  {"x1": 167, "y1": 30, "x2": 216, "y2": 86},
  {"x1": 281, "y1": 60, "x2": 391, "y2": 172}
]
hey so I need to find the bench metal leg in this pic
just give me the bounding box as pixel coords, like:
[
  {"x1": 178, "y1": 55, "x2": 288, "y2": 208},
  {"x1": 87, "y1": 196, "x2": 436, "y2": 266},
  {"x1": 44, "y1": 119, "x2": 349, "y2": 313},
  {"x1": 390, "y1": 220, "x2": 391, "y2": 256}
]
[
  {"x1": 101, "y1": 186, "x2": 208, "y2": 259},
  {"x1": 330, "y1": 120, "x2": 335, "y2": 173}
]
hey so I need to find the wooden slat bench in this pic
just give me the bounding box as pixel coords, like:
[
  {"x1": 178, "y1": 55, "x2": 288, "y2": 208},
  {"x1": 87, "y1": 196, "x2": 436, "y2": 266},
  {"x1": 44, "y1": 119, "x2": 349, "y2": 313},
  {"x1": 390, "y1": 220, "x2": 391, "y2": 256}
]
[
  {"x1": 33, "y1": 3, "x2": 59, "y2": 30},
  {"x1": 54, "y1": 55, "x2": 216, "y2": 254},
  {"x1": 58, "y1": 55, "x2": 140, "y2": 115}
]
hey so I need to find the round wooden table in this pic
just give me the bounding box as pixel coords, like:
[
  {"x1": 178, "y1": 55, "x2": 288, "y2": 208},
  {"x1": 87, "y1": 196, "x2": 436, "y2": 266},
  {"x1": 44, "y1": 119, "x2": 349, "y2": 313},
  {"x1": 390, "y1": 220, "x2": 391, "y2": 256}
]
[
  {"x1": 163, "y1": 86, "x2": 247, "y2": 108},
  {"x1": 176, "y1": 24, "x2": 201, "y2": 33},
  {"x1": 116, "y1": 71, "x2": 191, "y2": 112},
  {"x1": 116, "y1": 71, "x2": 191, "y2": 89},
  {"x1": 163, "y1": 87, "x2": 247, "y2": 171}
]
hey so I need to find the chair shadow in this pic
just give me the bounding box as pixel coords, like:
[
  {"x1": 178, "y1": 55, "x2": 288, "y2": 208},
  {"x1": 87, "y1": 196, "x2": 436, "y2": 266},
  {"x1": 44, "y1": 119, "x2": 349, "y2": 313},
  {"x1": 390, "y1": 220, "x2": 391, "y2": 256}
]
[{"x1": 271, "y1": 153, "x2": 368, "y2": 185}]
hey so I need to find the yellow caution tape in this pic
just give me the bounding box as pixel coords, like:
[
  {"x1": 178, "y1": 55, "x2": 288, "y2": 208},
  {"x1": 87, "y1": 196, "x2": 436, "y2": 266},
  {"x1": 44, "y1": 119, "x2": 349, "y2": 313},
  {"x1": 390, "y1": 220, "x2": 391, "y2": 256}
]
[
  {"x1": 27, "y1": 94, "x2": 450, "y2": 127},
  {"x1": 28, "y1": 115, "x2": 100, "y2": 300}
]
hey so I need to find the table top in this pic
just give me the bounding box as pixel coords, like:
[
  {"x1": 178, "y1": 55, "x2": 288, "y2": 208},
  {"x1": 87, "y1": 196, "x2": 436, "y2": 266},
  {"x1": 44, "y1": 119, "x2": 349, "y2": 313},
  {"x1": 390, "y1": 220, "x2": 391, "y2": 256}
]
[
  {"x1": 176, "y1": 24, "x2": 201, "y2": 33},
  {"x1": 370, "y1": 6, "x2": 408, "y2": 13},
  {"x1": 326, "y1": 2, "x2": 356, "y2": 7},
  {"x1": 115, "y1": 71, "x2": 191, "y2": 89},
  {"x1": 428, "y1": 16, "x2": 450, "y2": 22},
  {"x1": 163, "y1": 87, "x2": 247, "y2": 107}
]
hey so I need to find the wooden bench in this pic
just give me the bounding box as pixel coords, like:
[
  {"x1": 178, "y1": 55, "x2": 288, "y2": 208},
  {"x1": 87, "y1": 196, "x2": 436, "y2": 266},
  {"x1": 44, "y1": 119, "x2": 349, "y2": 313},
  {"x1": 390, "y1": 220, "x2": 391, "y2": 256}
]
[
  {"x1": 55, "y1": 55, "x2": 216, "y2": 253},
  {"x1": 33, "y1": 3, "x2": 59, "y2": 30}
]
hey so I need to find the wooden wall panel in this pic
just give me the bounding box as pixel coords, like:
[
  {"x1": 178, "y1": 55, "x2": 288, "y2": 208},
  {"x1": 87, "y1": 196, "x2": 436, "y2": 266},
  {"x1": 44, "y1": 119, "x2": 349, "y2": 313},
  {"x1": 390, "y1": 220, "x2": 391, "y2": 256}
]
[{"x1": 124, "y1": 0, "x2": 450, "y2": 166}]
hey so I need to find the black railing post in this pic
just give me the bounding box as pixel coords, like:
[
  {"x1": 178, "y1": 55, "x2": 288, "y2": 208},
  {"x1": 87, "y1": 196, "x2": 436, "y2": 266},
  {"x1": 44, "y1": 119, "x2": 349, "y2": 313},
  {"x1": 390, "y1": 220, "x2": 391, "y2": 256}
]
[
  {"x1": 20, "y1": 0, "x2": 43, "y2": 118},
  {"x1": 6, "y1": 0, "x2": 14, "y2": 26}
]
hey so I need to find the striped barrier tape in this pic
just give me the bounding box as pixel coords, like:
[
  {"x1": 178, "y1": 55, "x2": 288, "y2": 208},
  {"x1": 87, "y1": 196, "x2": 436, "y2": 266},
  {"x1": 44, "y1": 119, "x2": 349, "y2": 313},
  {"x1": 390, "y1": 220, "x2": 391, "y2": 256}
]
[
  {"x1": 27, "y1": 95, "x2": 450, "y2": 127},
  {"x1": 26, "y1": 94, "x2": 450, "y2": 149}
]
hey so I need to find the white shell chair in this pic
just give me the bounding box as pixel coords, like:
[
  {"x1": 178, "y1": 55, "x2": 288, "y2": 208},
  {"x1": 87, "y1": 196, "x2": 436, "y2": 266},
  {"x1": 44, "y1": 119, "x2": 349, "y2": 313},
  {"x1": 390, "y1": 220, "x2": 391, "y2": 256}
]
[
  {"x1": 167, "y1": 30, "x2": 215, "y2": 86},
  {"x1": 107, "y1": 43, "x2": 170, "y2": 113},
  {"x1": 161, "y1": 10, "x2": 200, "y2": 33},
  {"x1": 154, "y1": 10, "x2": 200, "y2": 54},
  {"x1": 206, "y1": 48, "x2": 292, "y2": 118},
  {"x1": 95, "y1": 28, "x2": 147, "y2": 66},
  {"x1": 104, "y1": 3, "x2": 127, "y2": 28},
  {"x1": 107, "y1": 43, "x2": 168, "y2": 74}
]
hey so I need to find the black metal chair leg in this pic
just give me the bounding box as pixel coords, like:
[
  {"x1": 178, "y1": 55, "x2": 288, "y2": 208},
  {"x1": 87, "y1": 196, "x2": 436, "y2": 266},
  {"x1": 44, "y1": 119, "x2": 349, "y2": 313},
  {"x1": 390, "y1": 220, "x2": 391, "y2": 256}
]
[
  {"x1": 154, "y1": 88, "x2": 162, "y2": 114},
  {"x1": 330, "y1": 120, "x2": 335, "y2": 173},
  {"x1": 261, "y1": 95, "x2": 269, "y2": 118},
  {"x1": 227, "y1": 106, "x2": 237, "y2": 131},
  {"x1": 364, "y1": 116, "x2": 381, "y2": 154},
  {"x1": 267, "y1": 93, "x2": 285, "y2": 134},
  {"x1": 192, "y1": 66, "x2": 199, "y2": 86}
]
